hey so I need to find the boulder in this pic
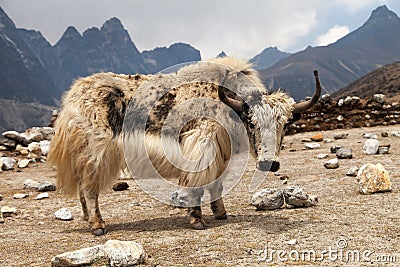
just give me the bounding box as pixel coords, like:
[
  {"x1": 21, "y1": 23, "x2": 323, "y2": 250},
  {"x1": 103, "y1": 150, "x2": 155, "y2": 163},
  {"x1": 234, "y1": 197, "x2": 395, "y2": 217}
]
[
  {"x1": 0, "y1": 137, "x2": 16, "y2": 150},
  {"x1": 1, "y1": 206, "x2": 17, "y2": 217},
  {"x1": 113, "y1": 182, "x2": 129, "y2": 191},
  {"x1": 333, "y1": 133, "x2": 348, "y2": 140},
  {"x1": 51, "y1": 245, "x2": 106, "y2": 267},
  {"x1": 324, "y1": 158, "x2": 339, "y2": 169},
  {"x1": 39, "y1": 140, "x2": 51, "y2": 155},
  {"x1": 18, "y1": 159, "x2": 30, "y2": 168},
  {"x1": 28, "y1": 142, "x2": 42, "y2": 155},
  {"x1": 1, "y1": 157, "x2": 16, "y2": 170},
  {"x1": 336, "y1": 148, "x2": 352, "y2": 159},
  {"x1": 55, "y1": 208, "x2": 74, "y2": 221},
  {"x1": 310, "y1": 134, "x2": 323, "y2": 142},
  {"x1": 356, "y1": 163, "x2": 392, "y2": 194},
  {"x1": 104, "y1": 240, "x2": 146, "y2": 266},
  {"x1": 305, "y1": 142, "x2": 320, "y2": 149},
  {"x1": 250, "y1": 188, "x2": 284, "y2": 210},
  {"x1": 2, "y1": 131, "x2": 21, "y2": 140},
  {"x1": 346, "y1": 166, "x2": 359, "y2": 177},
  {"x1": 363, "y1": 139, "x2": 380, "y2": 155},
  {"x1": 362, "y1": 133, "x2": 378, "y2": 139},
  {"x1": 378, "y1": 145, "x2": 390, "y2": 154},
  {"x1": 51, "y1": 240, "x2": 146, "y2": 267},
  {"x1": 283, "y1": 186, "x2": 318, "y2": 208}
]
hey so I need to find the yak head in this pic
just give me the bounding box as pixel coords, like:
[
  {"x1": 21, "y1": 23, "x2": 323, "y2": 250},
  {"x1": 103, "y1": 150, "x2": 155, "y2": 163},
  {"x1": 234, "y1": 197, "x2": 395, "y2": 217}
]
[{"x1": 218, "y1": 69, "x2": 322, "y2": 172}]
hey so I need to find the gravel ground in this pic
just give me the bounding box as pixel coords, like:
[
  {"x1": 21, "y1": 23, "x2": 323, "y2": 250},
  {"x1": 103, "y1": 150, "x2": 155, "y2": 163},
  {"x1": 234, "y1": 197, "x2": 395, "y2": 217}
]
[{"x1": 0, "y1": 125, "x2": 399, "y2": 266}]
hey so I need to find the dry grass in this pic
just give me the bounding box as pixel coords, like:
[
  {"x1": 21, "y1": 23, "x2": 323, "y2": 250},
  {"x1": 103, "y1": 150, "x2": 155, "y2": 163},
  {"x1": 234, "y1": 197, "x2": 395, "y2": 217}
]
[{"x1": 0, "y1": 125, "x2": 400, "y2": 266}]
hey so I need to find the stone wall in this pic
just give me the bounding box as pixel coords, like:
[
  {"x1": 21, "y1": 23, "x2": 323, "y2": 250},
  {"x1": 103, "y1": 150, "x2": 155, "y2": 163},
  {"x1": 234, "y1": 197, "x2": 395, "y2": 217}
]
[{"x1": 286, "y1": 94, "x2": 400, "y2": 135}]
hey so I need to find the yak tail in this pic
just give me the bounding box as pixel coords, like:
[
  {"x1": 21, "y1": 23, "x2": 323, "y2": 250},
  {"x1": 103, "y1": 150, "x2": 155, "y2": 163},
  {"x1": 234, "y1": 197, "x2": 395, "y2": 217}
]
[{"x1": 48, "y1": 111, "x2": 123, "y2": 195}]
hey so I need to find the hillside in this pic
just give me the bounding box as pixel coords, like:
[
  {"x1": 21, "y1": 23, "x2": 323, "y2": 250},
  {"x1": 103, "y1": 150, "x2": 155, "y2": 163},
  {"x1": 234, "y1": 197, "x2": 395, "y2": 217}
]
[
  {"x1": 333, "y1": 61, "x2": 400, "y2": 102},
  {"x1": 0, "y1": 8, "x2": 201, "y2": 105},
  {"x1": 260, "y1": 5, "x2": 400, "y2": 101},
  {"x1": 0, "y1": 98, "x2": 54, "y2": 132}
]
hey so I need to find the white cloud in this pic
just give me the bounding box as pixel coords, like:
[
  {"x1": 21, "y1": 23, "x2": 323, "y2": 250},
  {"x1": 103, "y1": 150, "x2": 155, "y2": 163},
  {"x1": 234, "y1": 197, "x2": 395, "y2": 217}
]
[{"x1": 315, "y1": 25, "x2": 350, "y2": 46}]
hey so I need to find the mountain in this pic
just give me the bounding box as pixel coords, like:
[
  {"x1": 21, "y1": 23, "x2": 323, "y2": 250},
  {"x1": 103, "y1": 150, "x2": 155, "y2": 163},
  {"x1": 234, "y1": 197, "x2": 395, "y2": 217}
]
[
  {"x1": 0, "y1": 7, "x2": 201, "y2": 132},
  {"x1": 0, "y1": 99, "x2": 55, "y2": 132},
  {"x1": 250, "y1": 47, "x2": 290, "y2": 70},
  {"x1": 0, "y1": 6, "x2": 57, "y2": 105},
  {"x1": 142, "y1": 42, "x2": 201, "y2": 73},
  {"x1": 216, "y1": 51, "x2": 227, "y2": 58},
  {"x1": 260, "y1": 5, "x2": 400, "y2": 101},
  {"x1": 333, "y1": 61, "x2": 400, "y2": 102},
  {"x1": 1, "y1": 9, "x2": 201, "y2": 104}
]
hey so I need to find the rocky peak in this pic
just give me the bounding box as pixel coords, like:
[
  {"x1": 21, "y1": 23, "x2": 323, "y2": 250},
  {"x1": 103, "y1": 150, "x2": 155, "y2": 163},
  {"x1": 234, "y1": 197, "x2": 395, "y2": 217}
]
[
  {"x1": 362, "y1": 5, "x2": 400, "y2": 27},
  {"x1": 100, "y1": 17, "x2": 124, "y2": 34},
  {"x1": 59, "y1": 26, "x2": 81, "y2": 40},
  {"x1": 216, "y1": 51, "x2": 227, "y2": 58},
  {"x1": 0, "y1": 6, "x2": 16, "y2": 30}
]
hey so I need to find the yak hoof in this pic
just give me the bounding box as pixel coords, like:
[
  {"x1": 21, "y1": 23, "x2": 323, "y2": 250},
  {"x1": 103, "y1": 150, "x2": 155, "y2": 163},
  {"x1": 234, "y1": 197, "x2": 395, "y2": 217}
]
[
  {"x1": 91, "y1": 228, "x2": 107, "y2": 236},
  {"x1": 190, "y1": 218, "x2": 206, "y2": 230},
  {"x1": 214, "y1": 213, "x2": 227, "y2": 220}
]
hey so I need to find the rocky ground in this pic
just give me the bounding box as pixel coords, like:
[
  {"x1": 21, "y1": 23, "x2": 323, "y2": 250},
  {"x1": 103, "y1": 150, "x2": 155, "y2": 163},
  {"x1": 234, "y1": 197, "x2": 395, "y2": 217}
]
[{"x1": 1, "y1": 125, "x2": 400, "y2": 266}]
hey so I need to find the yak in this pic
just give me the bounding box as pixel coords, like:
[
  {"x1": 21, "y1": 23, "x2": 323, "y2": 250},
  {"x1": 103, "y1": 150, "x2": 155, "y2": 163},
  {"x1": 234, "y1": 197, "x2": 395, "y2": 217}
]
[{"x1": 48, "y1": 57, "x2": 321, "y2": 235}]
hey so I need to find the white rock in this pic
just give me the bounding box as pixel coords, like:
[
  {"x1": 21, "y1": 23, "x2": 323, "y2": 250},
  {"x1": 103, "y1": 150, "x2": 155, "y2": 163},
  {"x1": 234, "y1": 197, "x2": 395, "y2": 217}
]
[
  {"x1": 13, "y1": 193, "x2": 29, "y2": 199},
  {"x1": 337, "y1": 115, "x2": 344, "y2": 121},
  {"x1": 2, "y1": 130, "x2": 21, "y2": 140},
  {"x1": 39, "y1": 140, "x2": 51, "y2": 156},
  {"x1": 18, "y1": 159, "x2": 30, "y2": 168},
  {"x1": 337, "y1": 99, "x2": 344, "y2": 107},
  {"x1": 1, "y1": 157, "x2": 16, "y2": 170},
  {"x1": 317, "y1": 154, "x2": 329, "y2": 159},
  {"x1": 305, "y1": 142, "x2": 320, "y2": 149},
  {"x1": 51, "y1": 240, "x2": 146, "y2": 267},
  {"x1": 346, "y1": 166, "x2": 359, "y2": 177},
  {"x1": 104, "y1": 240, "x2": 146, "y2": 267},
  {"x1": 36, "y1": 192, "x2": 49, "y2": 200},
  {"x1": 373, "y1": 94, "x2": 386, "y2": 104},
  {"x1": 324, "y1": 158, "x2": 339, "y2": 169},
  {"x1": 363, "y1": 139, "x2": 380, "y2": 155},
  {"x1": 344, "y1": 96, "x2": 352, "y2": 105},
  {"x1": 24, "y1": 179, "x2": 41, "y2": 189},
  {"x1": 19, "y1": 129, "x2": 43, "y2": 145},
  {"x1": 362, "y1": 133, "x2": 378, "y2": 139},
  {"x1": 250, "y1": 188, "x2": 284, "y2": 210},
  {"x1": 32, "y1": 127, "x2": 54, "y2": 140},
  {"x1": 51, "y1": 245, "x2": 106, "y2": 267},
  {"x1": 283, "y1": 186, "x2": 318, "y2": 208},
  {"x1": 287, "y1": 239, "x2": 297, "y2": 245},
  {"x1": 28, "y1": 142, "x2": 42, "y2": 155},
  {"x1": 1, "y1": 206, "x2": 17, "y2": 216},
  {"x1": 55, "y1": 208, "x2": 74, "y2": 221},
  {"x1": 391, "y1": 131, "x2": 400, "y2": 137},
  {"x1": 357, "y1": 163, "x2": 392, "y2": 194}
]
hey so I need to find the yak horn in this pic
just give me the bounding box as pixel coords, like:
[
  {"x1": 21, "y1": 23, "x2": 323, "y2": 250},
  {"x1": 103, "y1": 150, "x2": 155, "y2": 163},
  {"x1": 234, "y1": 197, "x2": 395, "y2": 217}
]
[
  {"x1": 218, "y1": 70, "x2": 244, "y2": 112},
  {"x1": 292, "y1": 70, "x2": 322, "y2": 114}
]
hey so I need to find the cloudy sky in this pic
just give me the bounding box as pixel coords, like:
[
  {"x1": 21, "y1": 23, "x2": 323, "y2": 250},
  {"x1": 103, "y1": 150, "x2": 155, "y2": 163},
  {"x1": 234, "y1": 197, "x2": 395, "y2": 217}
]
[{"x1": 2, "y1": 0, "x2": 400, "y2": 59}]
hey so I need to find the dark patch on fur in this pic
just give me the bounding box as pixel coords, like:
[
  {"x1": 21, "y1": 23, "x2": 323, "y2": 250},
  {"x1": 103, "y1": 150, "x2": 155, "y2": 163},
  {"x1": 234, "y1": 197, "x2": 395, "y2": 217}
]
[
  {"x1": 106, "y1": 87, "x2": 126, "y2": 137},
  {"x1": 145, "y1": 90, "x2": 177, "y2": 134}
]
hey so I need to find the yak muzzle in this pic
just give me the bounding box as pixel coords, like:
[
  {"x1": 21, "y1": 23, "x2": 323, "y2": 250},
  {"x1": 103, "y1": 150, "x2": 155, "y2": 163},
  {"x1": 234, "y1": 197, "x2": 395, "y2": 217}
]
[{"x1": 257, "y1": 160, "x2": 280, "y2": 172}]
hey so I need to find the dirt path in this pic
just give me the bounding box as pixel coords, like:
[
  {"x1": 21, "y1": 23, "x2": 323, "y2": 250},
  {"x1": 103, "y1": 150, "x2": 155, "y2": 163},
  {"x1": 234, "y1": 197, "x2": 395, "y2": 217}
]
[{"x1": 1, "y1": 125, "x2": 399, "y2": 266}]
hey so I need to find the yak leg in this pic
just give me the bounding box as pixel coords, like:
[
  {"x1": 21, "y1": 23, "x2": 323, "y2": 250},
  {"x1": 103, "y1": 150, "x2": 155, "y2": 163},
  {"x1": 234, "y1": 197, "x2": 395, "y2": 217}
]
[
  {"x1": 82, "y1": 186, "x2": 106, "y2": 236},
  {"x1": 186, "y1": 187, "x2": 205, "y2": 230},
  {"x1": 79, "y1": 182, "x2": 89, "y2": 221},
  {"x1": 208, "y1": 181, "x2": 227, "y2": 220}
]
